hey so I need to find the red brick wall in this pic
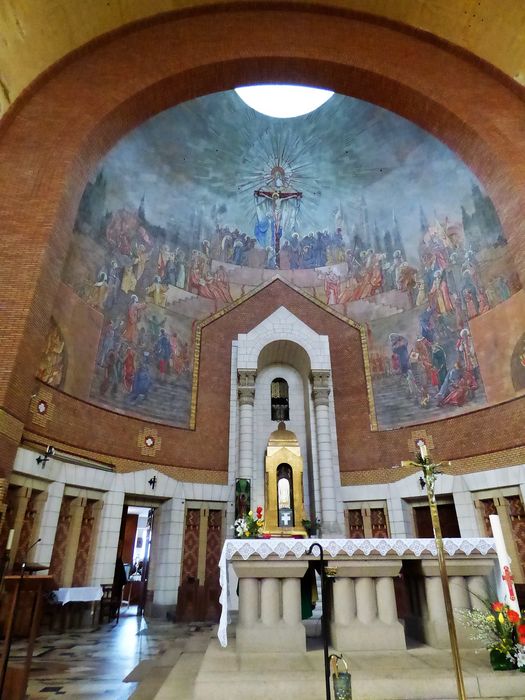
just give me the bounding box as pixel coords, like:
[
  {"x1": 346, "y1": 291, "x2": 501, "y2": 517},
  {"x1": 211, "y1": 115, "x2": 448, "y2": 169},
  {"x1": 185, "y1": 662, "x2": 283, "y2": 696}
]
[{"x1": 1, "y1": 4, "x2": 525, "y2": 478}]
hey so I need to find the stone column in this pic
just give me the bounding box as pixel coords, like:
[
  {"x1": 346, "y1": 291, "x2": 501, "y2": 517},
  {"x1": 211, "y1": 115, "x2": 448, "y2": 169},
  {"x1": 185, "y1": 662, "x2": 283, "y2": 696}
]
[
  {"x1": 449, "y1": 576, "x2": 470, "y2": 610},
  {"x1": 311, "y1": 371, "x2": 339, "y2": 535},
  {"x1": 238, "y1": 369, "x2": 256, "y2": 482},
  {"x1": 62, "y1": 497, "x2": 86, "y2": 587},
  {"x1": 9, "y1": 486, "x2": 31, "y2": 569},
  {"x1": 90, "y1": 490, "x2": 125, "y2": 586},
  {"x1": 282, "y1": 577, "x2": 301, "y2": 626},
  {"x1": 238, "y1": 578, "x2": 259, "y2": 626},
  {"x1": 26, "y1": 490, "x2": 48, "y2": 562},
  {"x1": 332, "y1": 577, "x2": 355, "y2": 626},
  {"x1": 467, "y1": 575, "x2": 489, "y2": 611},
  {"x1": 34, "y1": 481, "x2": 65, "y2": 569},
  {"x1": 330, "y1": 560, "x2": 406, "y2": 651},
  {"x1": 376, "y1": 576, "x2": 398, "y2": 625},
  {"x1": 261, "y1": 577, "x2": 280, "y2": 626},
  {"x1": 356, "y1": 577, "x2": 377, "y2": 624},
  {"x1": 233, "y1": 559, "x2": 307, "y2": 652},
  {"x1": 422, "y1": 572, "x2": 447, "y2": 648},
  {"x1": 421, "y1": 558, "x2": 495, "y2": 648}
]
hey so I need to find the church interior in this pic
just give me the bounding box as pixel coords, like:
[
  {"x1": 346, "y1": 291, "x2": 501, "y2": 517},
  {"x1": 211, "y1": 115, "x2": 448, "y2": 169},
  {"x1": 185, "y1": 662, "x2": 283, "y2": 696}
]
[{"x1": 1, "y1": 1, "x2": 525, "y2": 698}]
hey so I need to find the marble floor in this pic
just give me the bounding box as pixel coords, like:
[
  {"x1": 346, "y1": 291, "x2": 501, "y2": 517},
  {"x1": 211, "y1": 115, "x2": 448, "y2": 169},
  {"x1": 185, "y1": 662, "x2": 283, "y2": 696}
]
[
  {"x1": 10, "y1": 607, "x2": 214, "y2": 699},
  {"x1": 7, "y1": 611, "x2": 525, "y2": 700}
]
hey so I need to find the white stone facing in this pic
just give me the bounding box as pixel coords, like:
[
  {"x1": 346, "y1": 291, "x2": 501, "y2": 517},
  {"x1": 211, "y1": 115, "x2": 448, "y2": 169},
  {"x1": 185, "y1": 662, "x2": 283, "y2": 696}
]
[
  {"x1": 253, "y1": 364, "x2": 311, "y2": 514},
  {"x1": 344, "y1": 462, "x2": 525, "y2": 539},
  {"x1": 11, "y1": 447, "x2": 228, "y2": 611},
  {"x1": 233, "y1": 305, "x2": 344, "y2": 539}
]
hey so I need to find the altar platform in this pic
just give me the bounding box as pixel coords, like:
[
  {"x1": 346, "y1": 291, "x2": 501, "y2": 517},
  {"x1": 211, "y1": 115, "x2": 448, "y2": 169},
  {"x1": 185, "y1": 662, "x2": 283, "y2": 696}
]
[
  {"x1": 150, "y1": 535, "x2": 525, "y2": 700},
  {"x1": 158, "y1": 632, "x2": 525, "y2": 700}
]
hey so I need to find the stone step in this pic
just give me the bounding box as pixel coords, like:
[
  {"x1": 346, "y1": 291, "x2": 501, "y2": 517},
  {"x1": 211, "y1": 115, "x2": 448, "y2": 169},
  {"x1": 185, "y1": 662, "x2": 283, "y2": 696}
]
[{"x1": 190, "y1": 638, "x2": 525, "y2": 700}]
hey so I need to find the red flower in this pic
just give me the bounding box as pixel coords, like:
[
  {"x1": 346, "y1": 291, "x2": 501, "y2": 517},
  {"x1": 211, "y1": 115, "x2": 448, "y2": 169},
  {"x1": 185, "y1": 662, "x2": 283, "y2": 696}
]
[
  {"x1": 491, "y1": 602, "x2": 504, "y2": 612},
  {"x1": 519, "y1": 635, "x2": 525, "y2": 646},
  {"x1": 262, "y1": 533, "x2": 271, "y2": 539},
  {"x1": 256, "y1": 506, "x2": 263, "y2": 516},
  {"x1": 507, "y1": 609, "x2": 520, "y2": 624},
  {"x1": 518, "y1": 624, "x2": 525, "y2": 636}
]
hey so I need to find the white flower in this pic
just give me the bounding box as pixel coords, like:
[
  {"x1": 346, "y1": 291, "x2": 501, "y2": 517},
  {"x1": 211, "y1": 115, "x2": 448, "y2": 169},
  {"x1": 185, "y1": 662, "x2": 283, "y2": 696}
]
[{"x1": 515, "y1": 644, "x2": 525, "y2": 669}]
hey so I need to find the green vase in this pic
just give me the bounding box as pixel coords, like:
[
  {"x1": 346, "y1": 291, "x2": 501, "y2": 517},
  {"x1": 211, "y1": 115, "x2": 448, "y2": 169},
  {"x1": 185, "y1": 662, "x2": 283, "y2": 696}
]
[{"x1": 489, "y1": 648, "x2": 515, "y2": 671}]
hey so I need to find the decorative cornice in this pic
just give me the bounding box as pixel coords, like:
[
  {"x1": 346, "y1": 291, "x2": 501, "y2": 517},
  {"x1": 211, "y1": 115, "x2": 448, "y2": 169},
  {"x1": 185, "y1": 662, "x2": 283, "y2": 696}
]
[
  {"x1": 0, "y1": 409, "x2": 24, "y2": 443},
  {"x1": 341, "y1": 444, "x2": 525, "y2": 486},
  {"x1": 22, "y1": 430, "x2": 228, "y2": 484}
]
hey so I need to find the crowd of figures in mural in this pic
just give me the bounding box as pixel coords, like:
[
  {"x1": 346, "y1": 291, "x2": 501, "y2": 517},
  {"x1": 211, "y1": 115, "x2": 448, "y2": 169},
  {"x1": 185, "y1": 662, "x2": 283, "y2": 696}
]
[{"x1": 40, "y1": 90, "x2": 522, "y2": 428}]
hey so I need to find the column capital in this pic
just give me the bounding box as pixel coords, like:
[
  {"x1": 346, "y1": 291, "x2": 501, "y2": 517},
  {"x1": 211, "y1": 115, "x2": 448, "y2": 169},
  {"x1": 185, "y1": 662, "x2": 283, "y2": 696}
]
[
  {"x1": 311, "y1": 370, "x2": 331, "y2": 406},
  {"x1": 238, "y1": 369, "x2": 257, "y2": 406}
]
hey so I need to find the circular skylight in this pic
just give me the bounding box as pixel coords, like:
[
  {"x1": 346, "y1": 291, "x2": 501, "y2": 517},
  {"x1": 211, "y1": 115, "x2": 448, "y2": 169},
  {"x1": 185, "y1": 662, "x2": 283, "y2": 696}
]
[{"x1": 235, "y1": 84, "x2": 334, "y2": 118}]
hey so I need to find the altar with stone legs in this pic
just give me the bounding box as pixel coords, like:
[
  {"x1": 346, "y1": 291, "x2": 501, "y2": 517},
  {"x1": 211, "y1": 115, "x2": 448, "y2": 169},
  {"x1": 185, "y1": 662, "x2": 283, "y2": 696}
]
[{"x1": 218, "y1": 538, "x2": 497, "y2": 653}]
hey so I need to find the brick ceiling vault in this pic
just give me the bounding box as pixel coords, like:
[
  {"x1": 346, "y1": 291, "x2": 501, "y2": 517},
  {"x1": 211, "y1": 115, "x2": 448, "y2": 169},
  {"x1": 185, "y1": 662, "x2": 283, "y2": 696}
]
[{"x1": 1, "y1": 0, "x2": 525, "y2": 118}]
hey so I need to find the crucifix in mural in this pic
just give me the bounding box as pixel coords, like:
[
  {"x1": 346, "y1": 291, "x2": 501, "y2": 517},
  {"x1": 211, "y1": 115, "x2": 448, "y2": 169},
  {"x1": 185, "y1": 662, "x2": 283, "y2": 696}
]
[{"x1": 254, "y1": 164, "x2": 302, "y2": 268}]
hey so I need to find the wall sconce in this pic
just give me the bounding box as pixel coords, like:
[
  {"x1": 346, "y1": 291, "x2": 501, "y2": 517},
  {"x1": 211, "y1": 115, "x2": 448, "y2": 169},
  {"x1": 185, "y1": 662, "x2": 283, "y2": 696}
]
[{"x1": 36, "y1": 445, "x2": 55, "y2": 468}]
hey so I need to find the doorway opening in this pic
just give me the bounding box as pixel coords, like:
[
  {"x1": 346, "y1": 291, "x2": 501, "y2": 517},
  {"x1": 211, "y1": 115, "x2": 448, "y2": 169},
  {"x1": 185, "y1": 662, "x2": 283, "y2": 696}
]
[{"x1": 114, "y1": 504, "x2": 155, "y2": 619}]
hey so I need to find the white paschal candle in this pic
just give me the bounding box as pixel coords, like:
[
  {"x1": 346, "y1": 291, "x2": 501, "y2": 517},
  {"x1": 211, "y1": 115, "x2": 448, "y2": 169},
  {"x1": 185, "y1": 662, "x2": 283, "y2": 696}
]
[
  {"x1": 6, "y1": 529, "x2": 14, "y2": 551},
  {"x1": 489, "y1": 514, "x2": 521, "y2": 614}
]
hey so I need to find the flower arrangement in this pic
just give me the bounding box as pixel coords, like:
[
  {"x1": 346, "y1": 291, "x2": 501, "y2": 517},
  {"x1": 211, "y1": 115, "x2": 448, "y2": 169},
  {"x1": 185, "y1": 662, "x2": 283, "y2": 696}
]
[
  {"x1": 233, "y1": 505, "x2": 265, "y2": 538},
  {"x1": 457, "y1": 601, "x2": 525, "y2": 671}
]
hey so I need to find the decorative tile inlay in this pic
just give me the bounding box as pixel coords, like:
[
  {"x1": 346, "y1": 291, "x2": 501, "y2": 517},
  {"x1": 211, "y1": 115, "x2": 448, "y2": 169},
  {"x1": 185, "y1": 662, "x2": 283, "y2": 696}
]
[
  {"x1": 137, "y1": 427, "x2": 161, "y2": 456},
  {"x1": 31, "y1": 387, "x2": 55, "y2": 428},
  {"x1": 408, "y1": 430, "x2": 435, "y2": 455}
]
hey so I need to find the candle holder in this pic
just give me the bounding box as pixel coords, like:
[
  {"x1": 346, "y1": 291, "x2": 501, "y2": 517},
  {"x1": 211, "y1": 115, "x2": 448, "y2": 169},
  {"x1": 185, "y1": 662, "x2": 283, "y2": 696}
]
[{"x1": 401, "y1": 440, "x2": 466, "y2": 700}]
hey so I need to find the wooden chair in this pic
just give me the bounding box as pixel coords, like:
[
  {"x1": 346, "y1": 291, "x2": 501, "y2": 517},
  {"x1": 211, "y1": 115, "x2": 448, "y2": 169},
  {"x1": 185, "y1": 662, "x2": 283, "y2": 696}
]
[{"x1": 98, "y1": 583, "x2": 122, "y2": 625}]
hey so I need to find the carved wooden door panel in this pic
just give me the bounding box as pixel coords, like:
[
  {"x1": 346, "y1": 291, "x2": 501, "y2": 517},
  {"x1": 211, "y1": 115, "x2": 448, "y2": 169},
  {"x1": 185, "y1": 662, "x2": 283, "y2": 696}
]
[
  {"x1": 506, "y1": 495, "x2": 525, "y2": 576},
  {"x1": 176, "y1": 506, "x2": 223, "y2": 622}
]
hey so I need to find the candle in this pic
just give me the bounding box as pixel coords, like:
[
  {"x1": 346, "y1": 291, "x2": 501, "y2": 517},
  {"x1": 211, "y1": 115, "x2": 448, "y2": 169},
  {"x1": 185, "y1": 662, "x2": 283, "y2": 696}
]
[
  {"x1": 6, "y1": 529, "x2": 14, "y2": 551},
  {"x1": 417, "y1": 440, "x2": 427, "y2": 461},
  {"x1": 489, "y1": 514, "x2": 521, "y2": 614}
]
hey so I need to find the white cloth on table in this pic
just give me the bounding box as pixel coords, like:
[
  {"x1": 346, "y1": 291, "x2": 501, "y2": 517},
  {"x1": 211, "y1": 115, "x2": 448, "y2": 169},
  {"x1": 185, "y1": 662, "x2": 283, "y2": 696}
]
[
  {"x1": 217, "y1": 537, "x2": 496, "y2": 648},
  {"x1": 54, "y1": 586, "x2": 104, "y2": 604}
]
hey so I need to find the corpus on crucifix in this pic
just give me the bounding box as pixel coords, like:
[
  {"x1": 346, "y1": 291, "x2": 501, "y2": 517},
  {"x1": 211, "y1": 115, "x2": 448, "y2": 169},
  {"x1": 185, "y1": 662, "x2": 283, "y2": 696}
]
[{"x1": 254, "y1": 164, "x2": 302, "y2": 267}]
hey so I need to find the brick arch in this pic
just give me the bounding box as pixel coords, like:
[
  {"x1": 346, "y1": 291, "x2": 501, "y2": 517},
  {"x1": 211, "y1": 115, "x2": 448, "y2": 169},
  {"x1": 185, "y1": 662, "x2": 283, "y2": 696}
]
[{"x1": 2, "y1": 3, "x2": 525, "y2": 471}]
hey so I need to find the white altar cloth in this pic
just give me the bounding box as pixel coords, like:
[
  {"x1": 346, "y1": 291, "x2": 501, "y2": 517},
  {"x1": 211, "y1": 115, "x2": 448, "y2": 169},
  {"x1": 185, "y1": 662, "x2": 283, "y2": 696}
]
[
  {"x1": 217, "y1": 537, "x2": 496, "y2": 647},
  {"x1": 54, "y1": 585, "x2": 104, "y2": 604}
]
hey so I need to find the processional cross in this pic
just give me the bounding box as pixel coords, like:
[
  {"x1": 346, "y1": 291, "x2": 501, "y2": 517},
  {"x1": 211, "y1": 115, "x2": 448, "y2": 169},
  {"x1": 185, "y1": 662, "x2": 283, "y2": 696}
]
[{"x1": 254, "y1": 164, "x2": 302, "y2": 267}]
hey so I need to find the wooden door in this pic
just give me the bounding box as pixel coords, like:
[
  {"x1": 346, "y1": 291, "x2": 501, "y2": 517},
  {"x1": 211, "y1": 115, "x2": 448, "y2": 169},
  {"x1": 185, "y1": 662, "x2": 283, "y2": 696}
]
[{"x1": 176, "y1": 506, "x2": 223, "y2": 622}]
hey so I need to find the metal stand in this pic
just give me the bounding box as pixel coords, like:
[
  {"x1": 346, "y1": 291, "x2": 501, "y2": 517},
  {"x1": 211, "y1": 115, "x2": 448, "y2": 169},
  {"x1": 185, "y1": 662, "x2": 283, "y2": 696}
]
[
  {"x1": 402, "y1": 447, "x2": 466, "y2": 700},
  {"x1": 307, "y1": 542, "x2": 331, "y2": 700}
]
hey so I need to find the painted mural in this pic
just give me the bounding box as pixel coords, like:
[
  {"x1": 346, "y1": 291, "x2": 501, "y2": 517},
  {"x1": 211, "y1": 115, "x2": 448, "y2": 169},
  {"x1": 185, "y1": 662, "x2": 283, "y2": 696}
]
[{"x1": 50, "y1": 89, "x2": 522, "y2": 429}]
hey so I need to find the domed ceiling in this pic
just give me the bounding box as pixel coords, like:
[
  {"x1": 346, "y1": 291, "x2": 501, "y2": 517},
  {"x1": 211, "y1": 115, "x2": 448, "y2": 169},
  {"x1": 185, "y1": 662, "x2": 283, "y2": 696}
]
[{"x1": 40, "y1": 89, "x2": 524, "y2": 430}]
